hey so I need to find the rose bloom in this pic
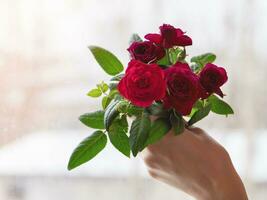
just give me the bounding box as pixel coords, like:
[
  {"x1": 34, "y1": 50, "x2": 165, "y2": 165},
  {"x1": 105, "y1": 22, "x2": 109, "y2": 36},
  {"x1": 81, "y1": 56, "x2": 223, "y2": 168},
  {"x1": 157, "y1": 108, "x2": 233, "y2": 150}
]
[
  {"x1": 199, "y1": 63, "x2": 228, "y2": 98},
  {"x1": 145, "y1": 24, "x2": 192, "y2": 48},
  {"x1": 118, "y1": 60, "x2": 166, "y2": 107},
  {"x1": 163, "y1": 62, "x2": 201, "y2": 115},
  {"x1": 127, "y1": 41, "x2": 165, "y2": 63}
]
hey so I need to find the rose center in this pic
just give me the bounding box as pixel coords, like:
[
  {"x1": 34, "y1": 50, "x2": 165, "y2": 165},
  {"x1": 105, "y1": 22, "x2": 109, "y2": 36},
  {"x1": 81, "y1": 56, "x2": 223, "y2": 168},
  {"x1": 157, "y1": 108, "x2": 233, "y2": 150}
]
[
  {"x1": 135, "y1": 77, "x2": 149, "y2": 88},
  {"x1": 207, "y1": 73, "x2": 219, "y2": 84},
  {"x1": 134, "y1": 45, "x2": 147, "y2": 54}
]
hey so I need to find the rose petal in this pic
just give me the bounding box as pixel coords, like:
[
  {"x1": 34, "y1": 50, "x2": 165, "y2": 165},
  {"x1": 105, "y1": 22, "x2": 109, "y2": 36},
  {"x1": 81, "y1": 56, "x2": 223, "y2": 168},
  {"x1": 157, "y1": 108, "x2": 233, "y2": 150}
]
[{"x1": 144, "y1": 34, "x2": 162, "y2": 44}]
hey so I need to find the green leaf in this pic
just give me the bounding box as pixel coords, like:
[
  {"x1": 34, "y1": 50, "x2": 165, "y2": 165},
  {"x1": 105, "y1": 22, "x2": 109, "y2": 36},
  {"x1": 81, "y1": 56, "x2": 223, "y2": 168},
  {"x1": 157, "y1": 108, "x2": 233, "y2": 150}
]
[
  {"x1": 127, "y1": 104, "x2": 143, "y2": 117},
  {"x1": 170, "y1": 112, "x2": 185, "y2": 135},
  {"x1": 108, "y1": 83, "x2": 118, "y2": 90},
  {"x1": 102, "y1": 96, "x2": 111, "y2": 109},
  {"x1": 129, "y1": 112, "x2": 151, "y2": 156},
  {"x1": 188, "y1": 100, "x2": 204, "y2": 117},
  {"x1": 89, "y1": 46, "x2": 124, "y2": 76},
  {"x1": 144, "y1": 118, "x2": 171, "y2": 147},
  {"x1": 190, "y1": 63, "x2": 202, "y2": 73},
  {"x1": 79, "y1": 110, "x2": 105, "y2": 129},
  {"x1": 108, "y1": 115, "x2": 130, "y2": 157},
  {"x1": 169, "y1": 48, "x2": 184, "y2": 64},
  {"x1": 104, "y1": 100, "x2": 121, "y2": 130},
  {"x1": 157, "y1": 54, "x2": 170, "y2": 66},
  {"x1": 190, "y1": 53, "x2": 216, "y2": 73},
  {"x1": 188, "y1": 103, "x2": 212, "y2": 126},
  {"x1": 129, "y1": 33, "x2": 143, "y2": 44},
  {"x1": 208, "y1": 95, "x2": 234, "y2": 116},
  {"x1": 68, "y1": 130, "x2": 107, "y2": 170},
  {"x1": 97, "y1": 81, "x2": 109, "y2": 93},
  {"x1": 146, "y1": 102, "x2": 170, "y2": 117},
  {"x1": 87, "y1": 88, "x2": 102, "y2": 97},
  {"x1": 110, "y1": 73, "x2": 125, "y2": 81},
  {"x1": 191, "y1": 53, "x2": 216, "y2": 65}
]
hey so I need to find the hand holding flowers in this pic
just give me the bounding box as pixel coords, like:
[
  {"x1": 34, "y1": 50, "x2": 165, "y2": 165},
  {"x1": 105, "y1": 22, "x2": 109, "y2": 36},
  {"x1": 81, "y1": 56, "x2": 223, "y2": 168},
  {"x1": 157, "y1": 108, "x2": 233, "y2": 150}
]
[{"x1": 68, "y1": 24, "x2": 233, "y2": 170}]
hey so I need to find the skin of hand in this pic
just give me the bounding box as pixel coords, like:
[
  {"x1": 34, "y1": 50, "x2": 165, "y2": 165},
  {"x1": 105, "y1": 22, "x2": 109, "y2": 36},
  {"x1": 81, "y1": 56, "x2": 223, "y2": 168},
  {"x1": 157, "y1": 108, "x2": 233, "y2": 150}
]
[{"x1": 141, "y1": 126, "x2": 248, "y2": 200}]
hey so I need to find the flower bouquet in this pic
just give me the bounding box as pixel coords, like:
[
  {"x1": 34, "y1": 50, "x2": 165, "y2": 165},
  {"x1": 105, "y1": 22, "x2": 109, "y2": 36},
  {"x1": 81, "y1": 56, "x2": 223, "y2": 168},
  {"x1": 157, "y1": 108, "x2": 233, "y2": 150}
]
[{"x1": 68, "y1": 24, "x2": 233, "y2": 170}]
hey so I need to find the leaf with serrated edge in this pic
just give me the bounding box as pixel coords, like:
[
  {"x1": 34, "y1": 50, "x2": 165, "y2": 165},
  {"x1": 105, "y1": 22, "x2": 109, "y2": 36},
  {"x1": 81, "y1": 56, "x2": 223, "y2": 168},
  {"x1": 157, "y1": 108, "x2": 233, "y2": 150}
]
[
  {"x1": 144, "y1": 118, "x2": 171, "y2": 148},
  {"x1": 208, "y1": 95, "x2": 234, "y2": 116},
  {"x1": 129, "y1": 112, "x2": 151, "y2": 156},
  {"x1": 104, "y1": 100, "x2": 121, "y2": 130},
  {"x1": 170, "y1": 112, "x2": 185, "y2": 135},
  {"x1": 89, "y1": 46, "x2": 123, "y2": 76},
  {"x1": 108, "y1": 115, "x2": 130, "y2": 157},
  {"x1": 79, "y1": 110, "x2": 105, "y2": 129},
  {"x1": 68, "y1": 130, "x2": 107, "y2": 170},
  {"x1": 87, "y1": 88, "x2": 102, "y2": 97},
  {"x1": 188, "y1": 103, "x2": 212, "y2": 126}
]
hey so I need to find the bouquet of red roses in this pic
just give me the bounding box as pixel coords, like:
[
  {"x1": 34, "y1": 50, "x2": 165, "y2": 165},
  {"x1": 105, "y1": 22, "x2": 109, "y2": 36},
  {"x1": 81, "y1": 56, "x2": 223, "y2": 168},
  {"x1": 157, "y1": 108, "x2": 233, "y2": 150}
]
[{"x1": 68, "y1": 24, "x2": 233, "y2": 170}]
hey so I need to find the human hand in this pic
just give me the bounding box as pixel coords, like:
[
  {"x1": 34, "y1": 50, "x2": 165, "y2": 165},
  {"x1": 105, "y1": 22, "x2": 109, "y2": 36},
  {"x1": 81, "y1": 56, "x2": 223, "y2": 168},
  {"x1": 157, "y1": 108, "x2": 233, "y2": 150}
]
[{"x1": 141, "y1": 127, "x2": 248, "y2": 200}]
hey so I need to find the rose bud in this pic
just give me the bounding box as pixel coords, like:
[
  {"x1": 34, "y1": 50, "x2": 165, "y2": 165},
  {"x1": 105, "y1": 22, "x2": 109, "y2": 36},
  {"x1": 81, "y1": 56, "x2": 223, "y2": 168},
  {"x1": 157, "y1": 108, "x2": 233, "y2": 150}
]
[
  {"x1": 145, "y1": 24, "x2": 192, "y2": 48},
  {"x1": 127, "y1": 41, "x2": 165, "y2": 63},
  {"x1": 163, "y1": 62, "x2": 201, "y2": 115},
  {"x1": 199, "y1": 63, "x2": 228, "y2": 98},
  {"x1": 118, "y1": 60, "x2": 166, "y2": 107}
]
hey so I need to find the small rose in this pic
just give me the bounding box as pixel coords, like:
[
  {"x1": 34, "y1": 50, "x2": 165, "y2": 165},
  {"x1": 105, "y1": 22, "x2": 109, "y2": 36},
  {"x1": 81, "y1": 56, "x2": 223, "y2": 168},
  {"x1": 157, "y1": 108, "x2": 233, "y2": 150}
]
[
  {"x1": 163, "y1": 62, "x2": 201, "y2": 115},
  {"x1": 118, "y1": 60, "x2": 166, "y2": 107},
  {"x1": 127, "y1": 41, "x2": 165, "y2": 63},
  {"x1": 199, "y1": 63, "x2": 228, "y2": 98},
  {"x1": 145, "y1": 24, "x2": 192, "y2": 49}
]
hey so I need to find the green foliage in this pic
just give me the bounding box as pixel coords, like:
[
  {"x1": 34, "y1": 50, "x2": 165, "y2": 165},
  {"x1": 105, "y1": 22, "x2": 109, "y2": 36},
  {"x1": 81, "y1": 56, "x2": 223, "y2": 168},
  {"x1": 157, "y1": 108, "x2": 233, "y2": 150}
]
[
  {"x1": 68, "y1": 130, "x2": 107, "y2": 170},
  {"x1": 146, "y1": 102, "x2": 170, "y2": 117},
  {"x1": 188, "y1": 103, "x2": 212, "y2": 126},
  {"x1": 188, "y1": 100, "x2": 204, "y2": 117},
  {"x1": 108, "y1": 82, "x2": 118, "y2": 90},
  {"x1": 102, "y1": 96, "x2": 111, "y2": 109},
  {"x1": 144, "y1": 118, "x2": 171, "y2": 147},
  {"x1": 97, "y1": 81, "x2": 109, "y2": 93},
  {"x1": 129, "y1": 112, "x2": 151, "y2": 156},
  {"x1": 79, "y1": 110, "x2": 105, "y2": 129},
  {"x1": 110, "y1": 74, "x2": 125, "y2": 82},
  {"x1": 89, "y1": 46, "x2": 124, "y2": 76},
  {"x1": 87, "y1": 88, "x2": 102, "y2": 97},
  {"x1": 208, "y1": 95, "x2": 234, "y2": 116},
  {"x1": 190, "y1": 53, "x2": 216, "y2": 72},
  {"x1": 104, "y1": 100, "x2": 121, "y2": 130},
  {"x1": 126, "y1": 104, "x2": 143, "y2": 117},
  {"x1": 129, "y1": 33, "x2": 143, "y2": 44},
  {"x1": 157, "y1": 54, "x2": 170, "y2": 66},
  {"x1": 169, "y1": 48, "x2": 185, "y2": 64},
  {"x1": 108, "y1": 115, "x2": 130, "y2": 157},
  {"x1": 101, "y1": 89, "x2": 119, "y2": 109},
  {"x1": 170, "y1": 111, "x2": 185, "y2": 135},
  {"x1": 87, "y1": 81, "x2": 109, "y2": 98}
]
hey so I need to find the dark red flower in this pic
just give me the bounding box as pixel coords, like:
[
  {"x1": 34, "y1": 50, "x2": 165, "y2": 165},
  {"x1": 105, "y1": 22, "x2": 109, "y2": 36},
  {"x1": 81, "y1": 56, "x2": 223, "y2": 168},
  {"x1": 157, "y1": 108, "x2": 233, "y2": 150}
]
[
  {"x1": 163, "y1": 62, "x2": 201, "y2": 115},
  {"x1": 118, "y1": 60, "x2": 166, "y2": 107},
  {"x1": 145, "y1": 24, "x2": 192, "y2": 48},
  {"x1": 199, "y1": 63, "x2": 228, "y2": 98},
  {"x1": 127, "y1": 41, "x2": 165, "y2": 63}
]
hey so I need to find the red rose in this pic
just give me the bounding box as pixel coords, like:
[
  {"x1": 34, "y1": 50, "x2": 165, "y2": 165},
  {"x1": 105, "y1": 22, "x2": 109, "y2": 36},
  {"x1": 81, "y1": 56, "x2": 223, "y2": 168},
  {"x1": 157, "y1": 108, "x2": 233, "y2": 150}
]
[
  {"x1": 144, "y1": 24, "x2": 192, "y2": 48},
  {"x1": 127, "y1": 41, "x2": 165, "y2": 63},
  {"x1": 199, "y1": 63, "x2": 228, "y2": 98},
  {"x1": 163, "y1": 62, "x2": 201, "y2": 115},
  {"x1": 118, "y1": 60, "x2": 166, "y2": 107}
]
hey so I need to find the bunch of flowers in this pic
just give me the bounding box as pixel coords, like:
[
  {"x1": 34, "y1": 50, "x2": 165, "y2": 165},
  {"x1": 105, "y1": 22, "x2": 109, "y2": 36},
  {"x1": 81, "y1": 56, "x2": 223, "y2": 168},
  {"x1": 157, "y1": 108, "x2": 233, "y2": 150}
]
[{"x1": 68, "y1": 24, "x2": 233, "y2": 170}]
